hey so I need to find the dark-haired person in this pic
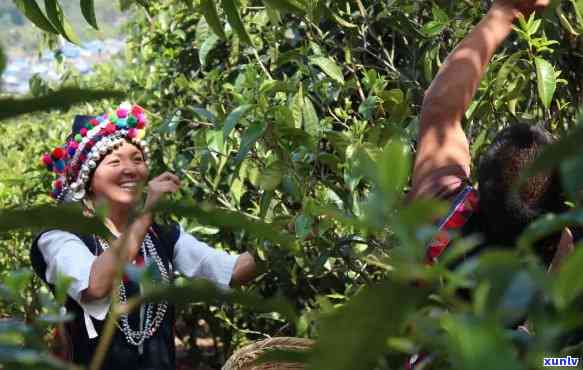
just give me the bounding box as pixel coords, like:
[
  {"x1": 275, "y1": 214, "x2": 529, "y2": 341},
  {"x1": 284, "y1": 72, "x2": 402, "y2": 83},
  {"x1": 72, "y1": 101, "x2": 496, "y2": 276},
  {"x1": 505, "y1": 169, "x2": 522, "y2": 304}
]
[{"x1": 409, "y1": 0, "x2": 574, "y2": 268}]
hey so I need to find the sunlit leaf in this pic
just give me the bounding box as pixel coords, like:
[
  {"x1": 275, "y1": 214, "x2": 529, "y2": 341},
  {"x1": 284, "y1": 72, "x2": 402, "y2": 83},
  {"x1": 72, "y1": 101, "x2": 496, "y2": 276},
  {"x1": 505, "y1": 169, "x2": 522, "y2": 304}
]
[
  {"x1": 199, "y1": 33, "x2": 220, "y2": 67},
  {"x1": 309, "y1": 56, "x2": 344, "y2": 85},
  {"x1": 358, "y1": 95, "x2": 377, "y2": 120},
  {"x1": 377, "y1": 139, "x2": 411, "y2": 198},
  {"x1": 495, "y1": 51, "x2": 525, "y2": 95},
  {"x1": 535, "y1": 57, "x2": 557, "y2": 109}
]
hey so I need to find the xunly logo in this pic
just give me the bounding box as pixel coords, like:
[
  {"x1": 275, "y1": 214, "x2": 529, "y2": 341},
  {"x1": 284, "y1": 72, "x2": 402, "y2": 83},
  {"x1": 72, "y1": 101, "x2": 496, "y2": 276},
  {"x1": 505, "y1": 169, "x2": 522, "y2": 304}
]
[{"x1": 543, "y1": 356, "x2": 580, "y2": 367}]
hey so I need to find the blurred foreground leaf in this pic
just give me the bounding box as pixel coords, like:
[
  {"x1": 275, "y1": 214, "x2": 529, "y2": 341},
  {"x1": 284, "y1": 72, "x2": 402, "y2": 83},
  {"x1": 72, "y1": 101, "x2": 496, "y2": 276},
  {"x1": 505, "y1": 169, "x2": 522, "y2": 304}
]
[
  {"x1": 554, "y1": 245, "x2": 583, "y2": 309},
  {"x1": 517, "y1": 210, "x2": 583, "y2": 250},
  {"x1": 156, "y1": 200, "x2": 297, "y2": 249},
  {"x1": 0, "y1": 204, "x2": 108, "y2": 236},
  {"x1": 306, "y1": 279, "x2": 429, "y2": 370},
  {"x1": 0, "y1": 88, "x2": 124, "y2": 120},
  {"x1": 441, "y1": 315, "x2": 523, "y2": 370},
  {"x1": 139, "y1": 278, "x2": 297, "y2": 321}
]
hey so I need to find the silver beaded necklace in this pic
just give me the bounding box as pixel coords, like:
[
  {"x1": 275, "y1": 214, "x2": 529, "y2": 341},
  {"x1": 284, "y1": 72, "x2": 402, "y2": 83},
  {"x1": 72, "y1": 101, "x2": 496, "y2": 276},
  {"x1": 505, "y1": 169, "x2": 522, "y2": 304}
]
[{"x1": 97, "y1": 233, "x2": 169, "y2": 347}]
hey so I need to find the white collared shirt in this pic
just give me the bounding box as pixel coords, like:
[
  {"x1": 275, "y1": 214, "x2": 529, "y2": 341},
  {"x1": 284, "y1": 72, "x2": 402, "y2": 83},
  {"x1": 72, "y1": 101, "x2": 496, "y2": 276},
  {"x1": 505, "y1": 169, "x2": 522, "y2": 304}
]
[{"x1": 37, "y1": 226, "x2": 239, "y2": 320}]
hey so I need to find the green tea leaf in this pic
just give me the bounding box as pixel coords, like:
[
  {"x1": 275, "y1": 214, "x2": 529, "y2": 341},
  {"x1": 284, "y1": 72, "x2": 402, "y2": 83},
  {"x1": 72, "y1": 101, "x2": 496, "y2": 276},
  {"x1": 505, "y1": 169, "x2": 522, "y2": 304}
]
[
  {"x1": 199, "y1": 33, "x2": 220, "y2": 66},
  {"x1": 309, "y1": 56, "x2": 344, "y2": 85},
  {"x1": 377, "y1": 139, "x2": 411, "y2": 198},
  {"x1": 495, "y1": 51, "x2": 525, "y2": 95},
  {"x1": 223, "y1": 104, "x2": 253, "y2": 139},
  {"x1": 535, "y1": 57, "x2": 557, "y2": 109},
  {"x1": 358, "y1": 95, "x2": 377, "y2": 120},
  {"x1": 259, "y1": 161, "x2": 285, "y2": 191},
  {"x1": 572, "y1": 0, "x2": 583, "y2": 30},
  {"x1": 234, "y1": 121, "x2": 266, "y2": 165},
  {"x1": 200, "y1": 0, "x2": 226, "y2": 39},
  {"x1": 13, "y1": 0, "x2": 59, "y2": 33},
  {"x1": 81, "y1": 0, "x2": 99, "y2": 29},
  {"x1": 0, "y1": 88, "x2": 124, "y2": 121},
  {"x1": 302, "y1": 97, "x2": 319, "y2": 136},
  {"x1": 221, "y1": 0, "x2": 253, "y2": 45},
  {"x1": 44, "y1": 0, "x2": 81, "y2": 44}
]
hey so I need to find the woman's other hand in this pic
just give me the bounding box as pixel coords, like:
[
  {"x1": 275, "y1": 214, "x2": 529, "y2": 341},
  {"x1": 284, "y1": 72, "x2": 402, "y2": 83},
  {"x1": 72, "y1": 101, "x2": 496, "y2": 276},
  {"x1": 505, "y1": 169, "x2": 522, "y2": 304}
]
[{"x1": 144, "y1": 172, "x2": 181, "y2": 211}]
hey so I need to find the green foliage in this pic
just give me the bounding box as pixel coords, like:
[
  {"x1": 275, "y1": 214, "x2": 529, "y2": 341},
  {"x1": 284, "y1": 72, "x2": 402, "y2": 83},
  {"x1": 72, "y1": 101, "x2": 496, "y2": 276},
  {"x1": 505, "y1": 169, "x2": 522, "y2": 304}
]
[{"x1": 80, "y1": 0, "x2": 98, "y2": 30}]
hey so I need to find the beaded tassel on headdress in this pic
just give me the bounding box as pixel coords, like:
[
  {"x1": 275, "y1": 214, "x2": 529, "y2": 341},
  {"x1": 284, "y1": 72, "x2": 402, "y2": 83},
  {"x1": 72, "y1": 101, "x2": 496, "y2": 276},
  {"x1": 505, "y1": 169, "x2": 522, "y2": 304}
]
[{"x1": 41, "y1": 103, "x2": 150, "y2": 203}]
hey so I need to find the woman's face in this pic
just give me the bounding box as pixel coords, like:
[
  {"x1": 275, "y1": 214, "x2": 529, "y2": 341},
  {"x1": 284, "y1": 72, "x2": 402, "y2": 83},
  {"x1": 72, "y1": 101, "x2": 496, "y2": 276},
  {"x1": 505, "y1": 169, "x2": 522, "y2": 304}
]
[{"x1": 89, "y1": 141, "x2": 149, "y2": 208}]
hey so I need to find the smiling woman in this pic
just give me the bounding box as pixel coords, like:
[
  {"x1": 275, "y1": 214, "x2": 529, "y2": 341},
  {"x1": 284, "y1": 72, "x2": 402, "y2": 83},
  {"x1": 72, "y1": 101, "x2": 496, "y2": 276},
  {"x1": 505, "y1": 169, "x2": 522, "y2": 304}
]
[{"x1": 29, "y1": 103, "x2": 258, "y2": 370}]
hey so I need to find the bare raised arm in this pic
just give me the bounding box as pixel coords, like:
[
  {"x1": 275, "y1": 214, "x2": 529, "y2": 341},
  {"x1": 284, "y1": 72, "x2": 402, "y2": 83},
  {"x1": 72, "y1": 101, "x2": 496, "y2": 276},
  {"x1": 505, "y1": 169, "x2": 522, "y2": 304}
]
[{"x1": 410, "y1": 0, "x2": 549, "y2": 200}]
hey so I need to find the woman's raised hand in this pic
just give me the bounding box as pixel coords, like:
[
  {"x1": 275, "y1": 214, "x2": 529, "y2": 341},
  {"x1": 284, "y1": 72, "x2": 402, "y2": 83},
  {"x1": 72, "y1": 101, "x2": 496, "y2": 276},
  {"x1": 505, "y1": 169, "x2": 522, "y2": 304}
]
[{"x1": 144, "y1": 171, "x2": 181, "y2": 211}]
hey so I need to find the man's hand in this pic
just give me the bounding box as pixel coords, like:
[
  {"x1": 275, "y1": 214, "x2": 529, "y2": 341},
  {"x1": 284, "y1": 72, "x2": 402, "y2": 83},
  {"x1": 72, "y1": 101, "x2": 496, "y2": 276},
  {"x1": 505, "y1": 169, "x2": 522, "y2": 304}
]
[
  {"x1": 493, "y1": 0, "x2": 550, "y2": 19},
  {"x1": 144, "y1": 172, "x2": 181, "y2": 211}
]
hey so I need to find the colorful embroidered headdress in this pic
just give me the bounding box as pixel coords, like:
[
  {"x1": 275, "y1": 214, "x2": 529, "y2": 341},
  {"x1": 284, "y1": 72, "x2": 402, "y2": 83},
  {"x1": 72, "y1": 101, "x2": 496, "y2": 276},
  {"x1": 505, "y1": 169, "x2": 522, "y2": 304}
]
[{"x1": 41, "y1": 102, "x2": 150, "y2": 203}]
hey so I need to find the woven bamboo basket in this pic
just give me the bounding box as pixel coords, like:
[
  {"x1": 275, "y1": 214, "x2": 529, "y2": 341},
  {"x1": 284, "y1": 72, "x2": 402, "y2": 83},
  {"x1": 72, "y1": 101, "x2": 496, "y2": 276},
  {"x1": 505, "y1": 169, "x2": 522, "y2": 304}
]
[{"x1": 222, "y1": 337, "x2": 315, "y2": 370}]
